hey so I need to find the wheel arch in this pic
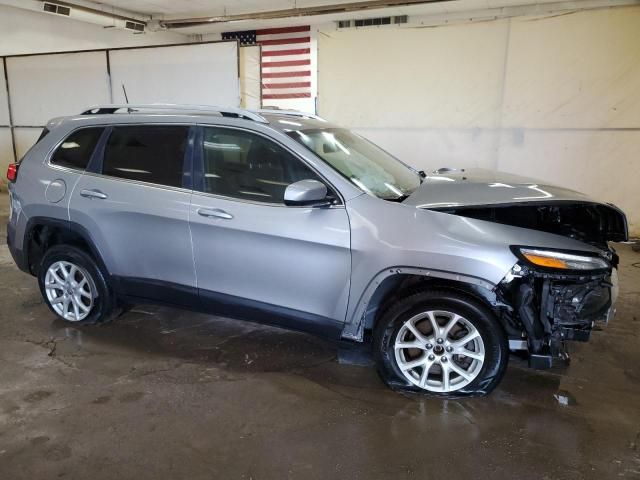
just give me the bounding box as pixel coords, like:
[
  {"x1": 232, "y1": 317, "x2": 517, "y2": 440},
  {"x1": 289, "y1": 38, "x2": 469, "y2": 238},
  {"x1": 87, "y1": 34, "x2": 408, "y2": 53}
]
[
  {"x1": 342, "y1": 267, "x2": 505, "y2": 342},
  {"x1": 23, "y1": 217, "x2": 111, "y2": 277}
]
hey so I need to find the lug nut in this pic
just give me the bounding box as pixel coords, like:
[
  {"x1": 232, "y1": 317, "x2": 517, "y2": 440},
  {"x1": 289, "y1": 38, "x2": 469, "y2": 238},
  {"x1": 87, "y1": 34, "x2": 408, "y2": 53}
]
[
  {"x1": 436, "y1": 338, "x2": 444, "y2": 344},
  {"x1": 428, "y1": 354, "x2": 435, "y2": 360},
  {"x1": 446, "y1": 346, "x2": 453, "y2": 353},
  {"x1": 441, "y1": 357, "x2": 448, "y2": 363},
  {"x1": 426, "y1": 343, "x2": 433, "y2": 349}
]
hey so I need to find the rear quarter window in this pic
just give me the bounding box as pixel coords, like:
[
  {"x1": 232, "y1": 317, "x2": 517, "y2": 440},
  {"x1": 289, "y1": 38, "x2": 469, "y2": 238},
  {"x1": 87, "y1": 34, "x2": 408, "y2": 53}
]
[{"x1": 50, "y1": 127, "x2": 104, "y2": 171}]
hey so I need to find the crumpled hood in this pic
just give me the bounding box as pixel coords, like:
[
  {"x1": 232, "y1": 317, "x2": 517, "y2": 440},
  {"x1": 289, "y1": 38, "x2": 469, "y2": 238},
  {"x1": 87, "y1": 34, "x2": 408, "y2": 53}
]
[
  {"x1": 404, "y1": 168, "x2": 628, "y2": 244},
  {"x1": 404, "y1": 168, "x2": 593, "y2": 209}
]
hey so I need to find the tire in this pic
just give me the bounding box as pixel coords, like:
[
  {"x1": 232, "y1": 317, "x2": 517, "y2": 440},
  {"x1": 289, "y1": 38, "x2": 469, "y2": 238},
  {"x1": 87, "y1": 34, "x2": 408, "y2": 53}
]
[
  {"x1": 373, "y1": 288, "x2": 508, "y2": 398},
  {"x1": 38, "y1": 245, "x2": 118, "y2": 325}
]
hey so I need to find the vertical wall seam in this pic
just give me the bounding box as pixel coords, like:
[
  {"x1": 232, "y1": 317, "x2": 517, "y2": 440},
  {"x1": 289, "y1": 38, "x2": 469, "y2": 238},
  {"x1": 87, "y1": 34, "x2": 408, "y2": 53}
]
[
  {"x1": 2, "y1": 56, "x2": 17, "y2": 164},
  {"x1": 106, "y1": 50, "x2": 113, "y2": 103},
  {"x1": 494, "y1": 17, "x2": 512, "y2": 171}
]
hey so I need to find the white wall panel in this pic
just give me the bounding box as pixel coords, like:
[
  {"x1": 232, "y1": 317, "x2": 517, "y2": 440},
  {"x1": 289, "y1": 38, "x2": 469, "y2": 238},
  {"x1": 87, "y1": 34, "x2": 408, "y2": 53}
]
[
  {"x1": 7, "y1": 51, "x2": 110, "y2": 126},
  {"x1": 0, "y1": 61, "x2": 10, "y2": 126},
  {"x1": 503, "y1": 9, "x2": 640, "y2": 129},
  {"x1": 318, "y1": 21, "x2": 509, "y2": 170},
  {"x1": 109, "y1": 42, "x2": 240, "y2": 106},
  {"x1": 240, "y1": 45, "x2": 261, "y2": 110},
  {"x1": 14, "y1": 128, "x2": 42, "y2": 160},
  {"x1": 0, "y1": 4, "x2": 186, "y2": 57},
  {"x1": 355, "y1": 128, "x2": 501, "y2": 172},
  {"x1": 319, "y1": 22, "x2": 508, "y2": 129},
  {"x1": 0, "y1": 128, "x2": 14, "y2": 191}
]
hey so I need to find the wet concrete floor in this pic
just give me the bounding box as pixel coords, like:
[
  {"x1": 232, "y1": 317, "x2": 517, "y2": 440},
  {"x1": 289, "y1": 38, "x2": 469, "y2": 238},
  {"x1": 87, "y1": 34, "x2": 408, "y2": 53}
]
[{"x1": 0, "y1": 194, "x2": 639, "y2": 479}]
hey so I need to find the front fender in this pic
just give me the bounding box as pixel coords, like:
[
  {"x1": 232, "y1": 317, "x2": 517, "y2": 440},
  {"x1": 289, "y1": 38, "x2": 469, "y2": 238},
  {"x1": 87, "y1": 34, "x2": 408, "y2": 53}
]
[
  {"x1": 342, "y1": 265, "x2": 497, "y2": 341},
  {"x1": 343, "y1": 194, "x2": 603, "y2": 341}
]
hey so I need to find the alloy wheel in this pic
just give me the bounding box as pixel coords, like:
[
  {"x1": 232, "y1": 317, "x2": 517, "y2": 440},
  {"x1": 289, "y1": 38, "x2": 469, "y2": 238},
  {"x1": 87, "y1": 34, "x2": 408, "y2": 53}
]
[
  {"x1": 44, "y1": 260, "x2": 95, "y2": 322},
  {"x1": 394, "y1": 310, "x2": 485, "y2": 393}
]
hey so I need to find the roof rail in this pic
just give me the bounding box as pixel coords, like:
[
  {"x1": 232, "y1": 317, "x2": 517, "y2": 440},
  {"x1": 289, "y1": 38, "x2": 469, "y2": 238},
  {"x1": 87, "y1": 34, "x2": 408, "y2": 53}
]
[
  {"x1": 80, "y1": 104, "x2": 268, "y2": 123},
  {"x1": 256, "y1": 108, "x2": 326, "y2": 122}
]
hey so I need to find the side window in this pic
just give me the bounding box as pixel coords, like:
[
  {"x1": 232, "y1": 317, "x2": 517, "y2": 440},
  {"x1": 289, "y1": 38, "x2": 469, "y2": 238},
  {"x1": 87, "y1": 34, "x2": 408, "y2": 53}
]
[
  {"x1": 102, "y1": 125, "x2": 189, "y2": 188},
  {"x1": 50, "y1": 127, "x2": 104, "y2": 170},
  {"x1": 201, "y1": 127, "x2": 323, "y2": 203}
]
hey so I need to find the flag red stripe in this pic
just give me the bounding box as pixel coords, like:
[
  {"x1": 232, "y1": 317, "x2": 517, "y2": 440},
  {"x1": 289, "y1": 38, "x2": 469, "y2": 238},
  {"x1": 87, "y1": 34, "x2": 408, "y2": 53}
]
[
  {"x1": 263, "y1": 81, "x2": 311, "y2": 89},
  {"x1": 262, "y1": 59, "x2": 310, "y2": 68},
  {"x1": 259, "y1": 37, "x2": 310, "y2": 46},
  {"x1": 262, "y1": 48, "x2": 310, "y2": 57},
  {"x1": 262, "y1": 71, "x2": 310, "y2": 78},
  {"x1": 263, "y1": 93, "x2": 311, "y2": 99},
  {"x1": 256, "y1": 26, "x2": 310, "y2": 35}
]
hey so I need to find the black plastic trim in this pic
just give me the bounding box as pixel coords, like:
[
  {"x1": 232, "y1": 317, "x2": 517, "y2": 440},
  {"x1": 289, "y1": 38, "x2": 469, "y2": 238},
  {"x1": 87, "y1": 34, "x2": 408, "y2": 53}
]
[
  {"x1": 112, "y1": 276, "x2": 343, "y2": 339},
  {"x1": 199, "y1": 289, "x2": 343, "y2": 339},
  {"x1": 113, "y1": 277, "x2": 198, "y2": 308},
  {"x1": 22, "y1": 217, "x2": 111, "y2": 277},
  {"x1": 85, "y1": 126, "x2": 112, "y2": 173}
]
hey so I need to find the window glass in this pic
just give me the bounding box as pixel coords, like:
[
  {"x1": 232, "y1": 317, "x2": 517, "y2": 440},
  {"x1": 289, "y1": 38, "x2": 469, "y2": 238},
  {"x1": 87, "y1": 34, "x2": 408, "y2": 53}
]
[
  {"x1": 288, "y1": 128, "x2": 420, "y2": 201},
  {"x1": 50, "y1": 127, "x2": 104, "y2": 170},
  {"x1": 102, "y1": 125, "x2": 189, "y2": 188},
  {"x1": 202, "y1": 127, "x2": 323, "y2": 203}
]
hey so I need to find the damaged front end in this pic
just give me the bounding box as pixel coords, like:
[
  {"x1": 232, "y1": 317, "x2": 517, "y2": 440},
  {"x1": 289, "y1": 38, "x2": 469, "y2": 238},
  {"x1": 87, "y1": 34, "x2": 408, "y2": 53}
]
[
  {"x1": 406, "y1": 169, "x2": 628, "y2": 368},
  {"x1": 497, "y1": 248, "x2": 619, "y2": 368},
  {"x1": 439, "y1": 202, "x2": 626, "y2": 368}
]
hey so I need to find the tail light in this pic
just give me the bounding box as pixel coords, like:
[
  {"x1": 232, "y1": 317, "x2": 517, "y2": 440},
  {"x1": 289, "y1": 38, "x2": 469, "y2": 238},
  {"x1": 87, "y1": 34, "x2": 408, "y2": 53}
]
[{"x1": 6, "y1": 163, "x2": 19, "y2": 183}]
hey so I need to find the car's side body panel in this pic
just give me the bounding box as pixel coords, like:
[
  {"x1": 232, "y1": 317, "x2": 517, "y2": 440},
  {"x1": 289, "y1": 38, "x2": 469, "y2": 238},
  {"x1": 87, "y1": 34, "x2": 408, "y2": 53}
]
[
  {"x1": 69, "y1": 174, "x2": 196, "y2": 288},
  {"x1": 189, "y1": 192, "x2": 352, "y2": 324},
  {"x1": 342, "y1": 193, "x2": 605, "y2": 340},
  {"x1": 7, "y1": 126, "x2": 84, "y2": 264}
]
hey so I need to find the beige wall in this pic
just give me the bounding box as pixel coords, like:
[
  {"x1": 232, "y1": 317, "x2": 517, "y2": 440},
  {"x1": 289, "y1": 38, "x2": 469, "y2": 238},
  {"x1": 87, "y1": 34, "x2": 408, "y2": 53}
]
[{"x1": 318, "y1": 6, "x2": 640, "y2": 236}]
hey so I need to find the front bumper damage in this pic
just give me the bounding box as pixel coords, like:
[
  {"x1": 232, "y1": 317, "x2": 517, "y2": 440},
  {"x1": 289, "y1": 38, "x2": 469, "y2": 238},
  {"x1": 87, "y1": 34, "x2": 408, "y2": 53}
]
[{"x1": 498, "y1": 257, "x2": 619, "y2": 368}]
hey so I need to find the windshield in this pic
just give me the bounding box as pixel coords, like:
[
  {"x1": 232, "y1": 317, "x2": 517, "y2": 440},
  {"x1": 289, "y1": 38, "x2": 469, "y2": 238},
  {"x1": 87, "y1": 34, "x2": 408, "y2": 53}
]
[{"x1": 287, "y1": 128, "x2": 421, "y2": 200}]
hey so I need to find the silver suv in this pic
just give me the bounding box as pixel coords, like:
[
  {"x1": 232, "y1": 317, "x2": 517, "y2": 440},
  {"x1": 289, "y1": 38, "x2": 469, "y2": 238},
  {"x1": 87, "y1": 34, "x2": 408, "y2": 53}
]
[{"x1": 6, "y1": 104, "x2": 627, "y2": 397}]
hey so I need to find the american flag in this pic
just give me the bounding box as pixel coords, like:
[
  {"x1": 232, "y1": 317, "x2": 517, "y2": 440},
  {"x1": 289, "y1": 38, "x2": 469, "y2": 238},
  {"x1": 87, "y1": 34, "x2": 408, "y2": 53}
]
[{"x1": 222, "y1": 26, "x2": 311, "y2": 101}]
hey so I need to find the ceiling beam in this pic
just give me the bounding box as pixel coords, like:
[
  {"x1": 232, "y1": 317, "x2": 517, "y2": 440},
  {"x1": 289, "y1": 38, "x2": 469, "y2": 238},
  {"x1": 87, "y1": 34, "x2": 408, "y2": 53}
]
[{"x1": 159, "y1": 0, "x2": 451, "y2": 28}]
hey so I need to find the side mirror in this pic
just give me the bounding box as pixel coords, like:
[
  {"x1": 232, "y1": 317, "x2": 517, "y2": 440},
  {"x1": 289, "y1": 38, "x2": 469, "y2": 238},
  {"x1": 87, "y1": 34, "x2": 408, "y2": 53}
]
[{"x1": 284, "y1": 179, "x2": 331, "y2": 207}]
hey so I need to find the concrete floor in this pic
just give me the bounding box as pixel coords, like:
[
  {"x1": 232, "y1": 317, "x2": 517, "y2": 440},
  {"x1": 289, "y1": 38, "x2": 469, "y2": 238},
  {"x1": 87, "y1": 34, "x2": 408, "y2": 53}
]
[{"x1": 0, "y1": 194, "x2": 639, "y2": 480}]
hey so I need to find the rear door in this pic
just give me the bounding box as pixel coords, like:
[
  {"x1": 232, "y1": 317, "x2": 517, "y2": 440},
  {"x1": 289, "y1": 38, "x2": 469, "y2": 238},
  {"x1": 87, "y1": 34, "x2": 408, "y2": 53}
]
[
  {"x1": 69, "y1": 124, "x2": 196, "y2": 303},
  {"x1": 189, "y1": 125, "x2": 351, "y2": 336}
]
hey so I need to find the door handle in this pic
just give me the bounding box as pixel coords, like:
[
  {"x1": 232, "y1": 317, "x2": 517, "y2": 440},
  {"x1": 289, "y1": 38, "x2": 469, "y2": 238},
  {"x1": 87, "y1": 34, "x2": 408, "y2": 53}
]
[
  {"x1": 197, "y1": 208, "x2": 233, "y2": 220},
  {"x1": 80, "y1": 189, "x2": 108, "y2": 200}
]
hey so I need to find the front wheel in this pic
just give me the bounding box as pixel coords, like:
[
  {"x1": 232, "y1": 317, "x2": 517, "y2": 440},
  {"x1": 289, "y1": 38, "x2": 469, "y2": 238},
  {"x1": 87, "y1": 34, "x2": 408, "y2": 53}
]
[{"x1": 374, "y1": 289, "x2": 508, "y2": 397}]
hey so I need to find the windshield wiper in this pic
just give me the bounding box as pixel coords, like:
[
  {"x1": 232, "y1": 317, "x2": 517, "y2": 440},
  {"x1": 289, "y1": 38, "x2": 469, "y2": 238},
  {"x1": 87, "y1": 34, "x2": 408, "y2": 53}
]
[{"x1": 386, "y1": 194, "x2": 409, "y2": 203}]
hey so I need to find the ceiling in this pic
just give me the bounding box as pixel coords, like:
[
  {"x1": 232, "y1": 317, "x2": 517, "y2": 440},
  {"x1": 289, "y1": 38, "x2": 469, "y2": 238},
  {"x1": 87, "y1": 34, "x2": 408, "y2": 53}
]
[
  {"x1": 11, "y1": 0, "x2": 629, "y2": 35},
  {"x1": 89, "y1": 0, "x2": 571, "y2": 20}
]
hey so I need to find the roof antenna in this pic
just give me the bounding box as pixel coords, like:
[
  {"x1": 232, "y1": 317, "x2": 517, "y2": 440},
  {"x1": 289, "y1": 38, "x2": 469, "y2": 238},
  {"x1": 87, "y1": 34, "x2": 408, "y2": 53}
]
[{"x1": 122, "y1": 84, "x2": 134, "y2": 113}]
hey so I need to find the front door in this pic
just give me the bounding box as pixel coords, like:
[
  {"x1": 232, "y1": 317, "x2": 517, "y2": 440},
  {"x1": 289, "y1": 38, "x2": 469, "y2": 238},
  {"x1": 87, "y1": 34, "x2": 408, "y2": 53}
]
[{"x1": 189, "y1": 125, "x2": 351, "y2": 336}]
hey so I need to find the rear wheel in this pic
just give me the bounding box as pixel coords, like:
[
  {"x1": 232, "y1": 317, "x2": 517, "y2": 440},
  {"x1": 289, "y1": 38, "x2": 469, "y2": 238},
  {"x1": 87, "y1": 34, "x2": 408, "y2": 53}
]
[
  {"x1": 374, "y1": 289, "x2": 508, "y2": 397},
  {"x1": 38, "y1": 245, "x2": 117, "y2": 325}
]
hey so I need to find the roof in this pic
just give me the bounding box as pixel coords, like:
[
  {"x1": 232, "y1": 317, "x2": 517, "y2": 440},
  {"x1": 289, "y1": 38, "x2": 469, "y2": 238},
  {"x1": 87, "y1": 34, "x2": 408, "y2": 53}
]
[{"x1": 62, "y1": 104, "x2": 335, "y2": 132}]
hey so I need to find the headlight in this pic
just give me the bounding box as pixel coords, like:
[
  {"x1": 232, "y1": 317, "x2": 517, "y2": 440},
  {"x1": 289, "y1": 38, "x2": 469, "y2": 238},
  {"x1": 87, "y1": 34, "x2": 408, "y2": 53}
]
[{"x1": 514, "y1": 247, "x2": 610, "y2": 271}]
